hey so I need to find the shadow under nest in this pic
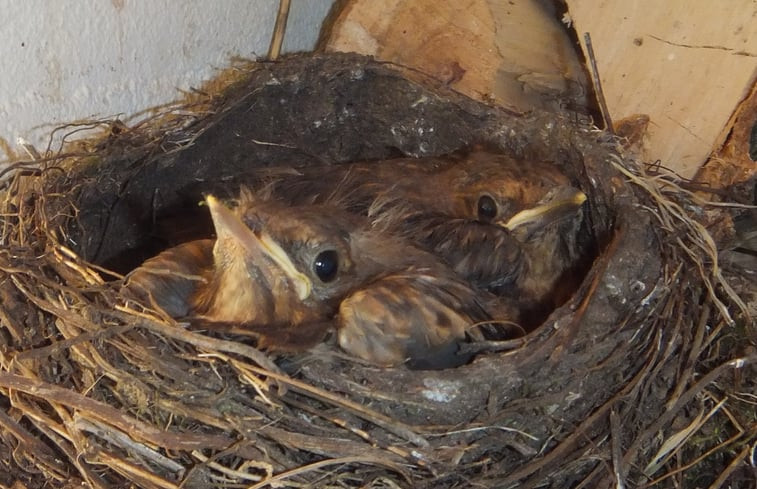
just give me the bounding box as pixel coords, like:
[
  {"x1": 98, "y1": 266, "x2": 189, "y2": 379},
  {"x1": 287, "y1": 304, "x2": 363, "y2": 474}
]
[{"x1": 0, "y1": 53, "x2": 752, "y2": 488}]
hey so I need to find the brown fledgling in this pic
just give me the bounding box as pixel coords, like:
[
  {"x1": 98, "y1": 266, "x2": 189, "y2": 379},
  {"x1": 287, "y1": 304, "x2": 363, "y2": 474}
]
[
  {"x1": 123, "y1": 189, "x2": 513, "y2": 368},
  {"x1": 270, "y1": 151, "x2": 591, "y2": 322}
]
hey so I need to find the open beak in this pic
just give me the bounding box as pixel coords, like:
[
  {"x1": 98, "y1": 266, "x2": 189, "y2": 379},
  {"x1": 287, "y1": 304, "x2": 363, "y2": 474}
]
[
  {"x1": 498, "y1": 187, "x2": 587, "y2": 237},
  {"x1": 206, "y1": 195, "x2": 312, "y2": 300}
]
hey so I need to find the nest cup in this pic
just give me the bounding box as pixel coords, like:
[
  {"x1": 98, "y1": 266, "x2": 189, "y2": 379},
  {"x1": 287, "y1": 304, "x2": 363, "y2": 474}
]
[{"x1": 1, "y1": 53, "x2": 747, "y2": 488}]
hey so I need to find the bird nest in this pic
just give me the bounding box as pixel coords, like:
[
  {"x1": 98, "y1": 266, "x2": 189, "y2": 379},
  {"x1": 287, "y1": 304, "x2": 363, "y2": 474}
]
[{"x1": 0, "y1": 53, "x2": 754, "y2": 488}]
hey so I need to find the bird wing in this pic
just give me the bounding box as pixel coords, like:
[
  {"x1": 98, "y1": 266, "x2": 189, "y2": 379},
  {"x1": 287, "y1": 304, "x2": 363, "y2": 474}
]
[
  {"x1": 336, "y1": 270, "x2": 494, "y2": 369},
  {"x1": 121, "y1": 239, "x2": 214, "y2": 317},
  {"x1": 407, "y1": 215, "x2": 527, "y2": 290}
]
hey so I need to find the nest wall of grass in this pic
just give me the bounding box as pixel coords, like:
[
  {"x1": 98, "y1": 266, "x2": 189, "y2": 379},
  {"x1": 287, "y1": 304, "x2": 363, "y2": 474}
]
[{"x1": 0, "y1": 53, "x2": 754, "y2": 488}]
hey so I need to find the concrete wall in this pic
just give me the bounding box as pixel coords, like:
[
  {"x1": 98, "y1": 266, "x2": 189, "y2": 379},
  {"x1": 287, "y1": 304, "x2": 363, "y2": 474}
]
[{"x1": 0, "y1": 0, "x2": 334, "y2": 155}]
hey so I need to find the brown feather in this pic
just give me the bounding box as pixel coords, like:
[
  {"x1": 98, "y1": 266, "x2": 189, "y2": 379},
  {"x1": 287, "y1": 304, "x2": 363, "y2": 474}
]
[
  {"x1": 266, "y1": 151, "x2": 590, "y2": 322},
  {"x1": 124, "y1": 191, "x2": 515, "y2": 368},
  {"x1": 122, "y1": 239, "x2": 213, "y2": 317}
]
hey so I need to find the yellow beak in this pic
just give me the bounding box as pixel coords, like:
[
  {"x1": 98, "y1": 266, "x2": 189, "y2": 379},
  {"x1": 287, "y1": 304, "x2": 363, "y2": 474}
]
[
  {"x1": 500, "y1": 188, "x2": 587, "y2": 232},
  {"x1": 206, "y1": 195, "x2": 312, "y2": 300}
]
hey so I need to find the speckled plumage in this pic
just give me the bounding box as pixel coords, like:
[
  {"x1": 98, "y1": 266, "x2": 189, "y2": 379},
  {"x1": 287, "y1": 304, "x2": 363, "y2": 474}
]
[
  {"x1": 123, "y1": 189, "x2": 514, "y2": 368},
  {"x1": 269, "y1": 151, "x2": 591, "y2": 322}
]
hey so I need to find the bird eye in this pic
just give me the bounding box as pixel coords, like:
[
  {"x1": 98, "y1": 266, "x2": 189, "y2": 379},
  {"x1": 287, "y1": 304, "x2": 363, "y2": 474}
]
[
  {"x1": 313, "y1": 249, "x2": 339, "y2": 283},
  {"x1": 477, "y1": 195, "x2": 498, "y2": 221}
]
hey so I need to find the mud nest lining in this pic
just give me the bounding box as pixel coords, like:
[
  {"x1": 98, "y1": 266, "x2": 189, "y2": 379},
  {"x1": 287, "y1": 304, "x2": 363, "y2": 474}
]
[{"x1": 0, "y1": 53, "x2": 754, "y2": 488}]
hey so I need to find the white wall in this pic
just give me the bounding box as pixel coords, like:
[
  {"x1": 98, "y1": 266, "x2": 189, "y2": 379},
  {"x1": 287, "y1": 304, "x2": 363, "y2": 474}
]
[{"x1": 0, "y1": 0, "x2": 334, "y2": 156}]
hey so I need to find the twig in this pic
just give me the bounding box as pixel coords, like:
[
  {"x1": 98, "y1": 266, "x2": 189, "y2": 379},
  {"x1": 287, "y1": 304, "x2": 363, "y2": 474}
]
[
  {"x1": 97, "y1": 450, "x2": 180, "y2": 489},
  {"x1": 241, "y1": 364, "x2": 430, "y2": 448},
  {"x1": 666, "y1": 301, "x2": 711, "y2": 409},
  {"x1": 641, "y1": 430, "x2": 746, "y2": 488},
  {"x1": 191, "y1": 449, "x2": 272, "y2": 483},
  {"x1": 584, "y1": 32, "x2": 614, "y2": 133},
  {"x1": 247, "y1": 455, "x2": 411, "y2": 489},
  {"x1": 705, "y1": 443, "x2": 753, "y2": 489},
  {"x1": 0, "y1": 406, "x2": 70, "y2": 476},
  {"x1": 112, "y1": 307, "x2": 283, "y2": 376},
  {"x1": 0, "y1": 372, "x2": 236, "y2": 451},
  {"x1": 610, "y1": 409, "x2": 626, "y2": 489},
  {"x1": 268, "y1": 0, "x2": 291, "y2": 60},
  {"x1": 76, "y1": 416, "x2": 186, "y2": 475},
  {"x1": 622, "y1": 355, "x2": 757, "y2": 472}
]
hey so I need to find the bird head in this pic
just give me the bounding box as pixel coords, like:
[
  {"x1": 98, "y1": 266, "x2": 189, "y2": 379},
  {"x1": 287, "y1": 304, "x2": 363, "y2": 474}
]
[
  {"x1": 420, "y1": 154, "x2": 590, "y2": 315},
  {"x1": 203, "y1": 191, "x2": 378, "y2": 325},
  {"x1": 442, "y1": 153, "x2": 578, "y2": 226},
  {"x1": 495, "y1": 184, "x2": 589, "y2": 316}
]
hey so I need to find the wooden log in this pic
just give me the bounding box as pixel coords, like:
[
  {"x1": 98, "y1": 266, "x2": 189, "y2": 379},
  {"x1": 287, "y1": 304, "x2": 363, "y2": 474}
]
[
  {"x1": 321, "y1": 0, "x2": 589, "y2": 114},
  {"x1": 323, "y1": 0, "x2": 757, "y2": 178}
]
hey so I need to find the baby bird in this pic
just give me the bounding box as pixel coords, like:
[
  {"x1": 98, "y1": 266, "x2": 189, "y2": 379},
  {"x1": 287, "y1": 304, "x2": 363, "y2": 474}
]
[
  {"x1": 268, "y1": 151, "x2": 591, "y2": 323},
  {"x1": 123, "y1": 189, "x2": 513, "y2": 368}
]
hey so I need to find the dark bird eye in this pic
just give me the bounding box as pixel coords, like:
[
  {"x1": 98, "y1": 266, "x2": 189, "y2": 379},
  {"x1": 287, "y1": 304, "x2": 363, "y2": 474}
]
[
  {"x1": 313, "y1": 250, "x2": 339, "y2": 283},
  {"x1": 477, "y1": 195, "x2": 498, "y2": 221}
]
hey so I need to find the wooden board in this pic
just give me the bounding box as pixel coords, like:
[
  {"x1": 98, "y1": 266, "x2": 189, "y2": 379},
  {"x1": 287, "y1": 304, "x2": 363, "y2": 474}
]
[
  {"x1": 321, "y1": 0, "x2": 589, "y2": 114},
  {"x1": 567, "y1": 0, "x2": 757, "y2": 178}
]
